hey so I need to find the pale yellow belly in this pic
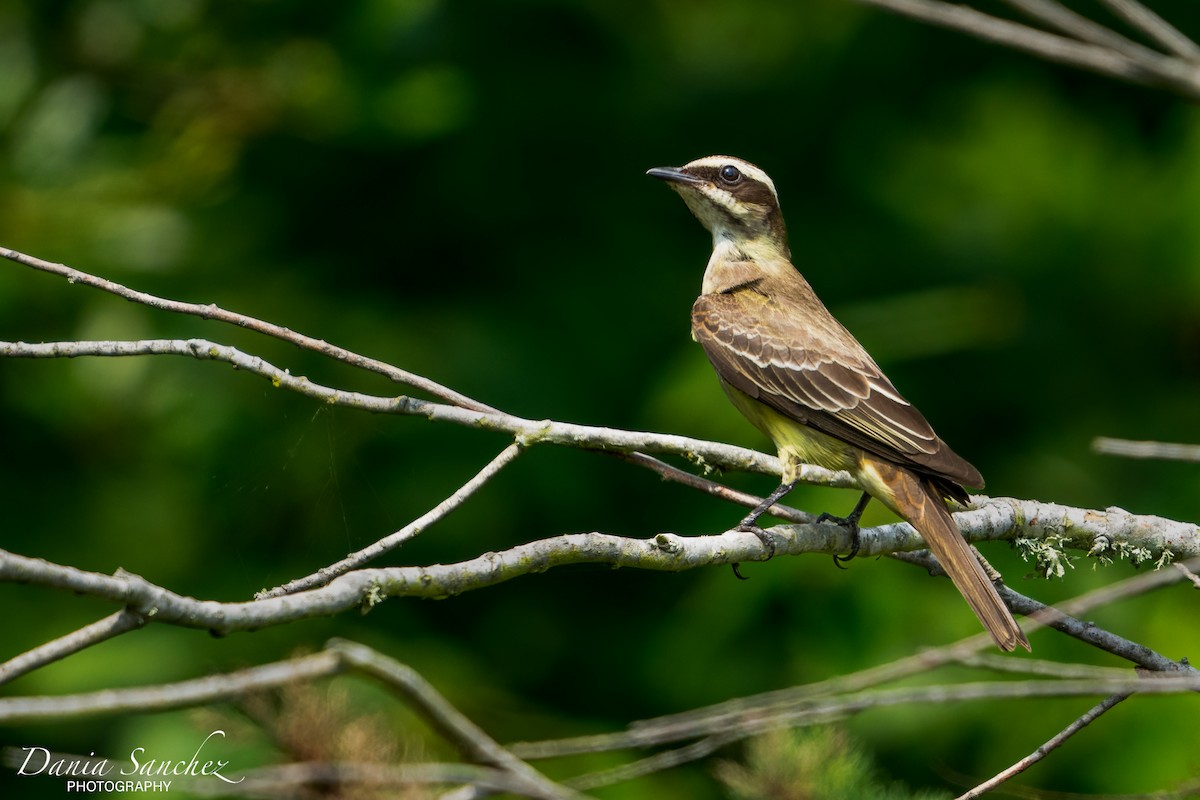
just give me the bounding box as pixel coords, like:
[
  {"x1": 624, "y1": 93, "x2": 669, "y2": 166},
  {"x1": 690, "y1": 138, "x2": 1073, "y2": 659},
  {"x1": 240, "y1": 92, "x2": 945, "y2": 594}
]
[{"x1": 720, "y1": 381, "x2": 860, "y2": 483}]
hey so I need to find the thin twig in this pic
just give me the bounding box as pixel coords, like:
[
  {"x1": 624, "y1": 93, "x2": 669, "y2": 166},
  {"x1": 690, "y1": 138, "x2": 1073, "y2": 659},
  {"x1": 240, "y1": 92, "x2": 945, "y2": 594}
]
[
  {"x1": 955, "y1": 692, "x2": 1130, "y2": 799},
  {"x1": 0, "y1": 650, "x2": 343, "y2": 723},
  {"x1": 0, "y1": 246, "x2": 498, "y2": 414},
  {"x1": 0, "y1": 641, "x2": 585, "y2": 800},
  {"x1": 4, "y1": 244, "x2": 1198, "y2": 794},
  {"x1": 0, "y1": 608, "x2": 145, "y2": 686},
  {"x1": 0, "y1": 338, "x2": 809, "y2": 485},
  {"x1": 1174, "y1": 560, "x2": 1200, "y2": 589},
  {"x1": 513, "y1": 559, "x2": 1196, "y2": 761},
  {"x1": 0, "y1": 249, "x2": 849, "y2": 500},
  {"x1": 566, "y1": 732, "x2": 740, "y2": 791},
  {"x1": 951, "y1": 653, "x2": 1131, "y2": 680},
  {"x1": 327, "y1": 640, "x2": 587, "y2": 800},
  {"x1": 900, "y1": 549, "x2": 1200, "y2": 671},
  {"x1": 1093, "y1": 436, "x2": 1200, "y2": 462},
  {"x1": 1096, "y1": 0, "x2": 1200, "y2": 60},
  {"x1": 513, "y1": 675, "x2": 1200, "y2": 776},
  {"x1": 185, "y1": 762, "x2": 550, "y2": 799},
  {"x1": 1007, "y1": 556, "x2": 1200, "y2": 673},
  {"x1": 4, "y1": 642, "x2": 1198, "y2": 782},
  {"x1": 854, "y1": 0, "x2": 1200, "y2": 97},
  {"x1": 613, "y1": 451, "x2": 818, "y2": 523},
  {"x1": 259, "y1": 443, "x2": 526, "y2": 599},
  {"x1": 1001, "y1": 0, "x2": 1162, "y2": 63}
]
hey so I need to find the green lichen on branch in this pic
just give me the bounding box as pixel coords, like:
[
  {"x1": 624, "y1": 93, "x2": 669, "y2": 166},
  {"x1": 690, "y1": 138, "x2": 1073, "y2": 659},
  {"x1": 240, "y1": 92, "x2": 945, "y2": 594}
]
[
  {"x1": 1020, "y1": 532, "x2": 1178, "y2": 578},
  {"x1": 1087, "y1": 535, "x2": 1175, "y2": 570},
  {"x1": 1016, "y1": 534, "x2": 1078, "y2": 578},
  {"x1": 687, "y1": 451, "x2": 722, "y2": 477}
]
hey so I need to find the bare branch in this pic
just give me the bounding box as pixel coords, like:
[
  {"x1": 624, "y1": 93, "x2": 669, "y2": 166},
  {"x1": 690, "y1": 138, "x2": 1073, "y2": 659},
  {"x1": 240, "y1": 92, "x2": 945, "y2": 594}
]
[
  {"x1": 0, "y1": 246, "x2": 497, "y2": 414},
  {"x1": 566, "y1": 733, "x2": 740, "y2": 792},
  {"x1": 1054, "y1": 556, "x2": 1200, "y2": 617},
  {"x1": 0, "y1": 651, "x2": 342, "y2": 723},
  {"x1": 513, "y1": 560, "x2": 1196, "y2": 762},
  {"x1": 901, "y1": 550, "x2": 1199, "y2": 670},
  {"x1": 0, "y1": 609, "x2": 144, "y2": 686},
  {"x1": 950, "y1": 653, "x2": 1133, "y2": 680},
  {"x1": 4, "y1": 638, "x2": 1197, "y2": 795},
  {"x1": 4, "y1": 244, "x2": 1198, "y2": 794},
  {"x1": 187, "y1": 762, "x2": 551, "y2": 799},
  {"x1": 0, "y1": 337, "x2": 828, "y2": 487},
  {"x1": 0, "y1": 641, "x2": 584, "y2": 800},
  {"x1": 612, "y1": 451, "x2": 819, "y2": 523},
  {"x1": 509, "y1": 674, "x2": 1200, "y2": 780},
  {"x1": 853, "y1": 0, "x2": 1200, "y2": 98},
  {"x1": 327, "y1": 640, "x2": 587, "y2": 800},
  {"x1": 259, "y1": 443, "x2": 526, "y2": 599},
  {"x1": 956, "y1": 692, "x2": 1129, "y2": 799},
  {"x1": 1175, "y1": 560, "x2": 1200, "y2": 589},
  {"x1": 1097, "y1": 0, "x2": 1200, "y2": 60},
  {"x1": 1002, "y1": 0, "x2": 1159, "y2": 62},
  {"x1": 1093, "y1": 436, "x2": 1200, "y2": 462}
]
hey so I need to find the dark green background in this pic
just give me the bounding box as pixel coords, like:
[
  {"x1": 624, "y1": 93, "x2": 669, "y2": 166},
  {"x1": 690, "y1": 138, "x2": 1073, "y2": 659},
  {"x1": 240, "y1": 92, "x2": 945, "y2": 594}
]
[{"x1": 2, "y1": 1, "x2": 1198, "y2": 797}]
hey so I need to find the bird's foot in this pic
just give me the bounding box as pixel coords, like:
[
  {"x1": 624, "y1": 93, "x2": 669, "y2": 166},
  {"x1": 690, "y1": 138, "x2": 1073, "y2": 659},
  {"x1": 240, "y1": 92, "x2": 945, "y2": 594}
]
[
  {"x1": 817, "y1": 491, "x2": 872, "y2": 569},
  {"x1": 816, "y1": 510, "x2": 862, "y2": 569},
  {"x1": 730, "y1": 523, "x2": 776, "y2": 580}
]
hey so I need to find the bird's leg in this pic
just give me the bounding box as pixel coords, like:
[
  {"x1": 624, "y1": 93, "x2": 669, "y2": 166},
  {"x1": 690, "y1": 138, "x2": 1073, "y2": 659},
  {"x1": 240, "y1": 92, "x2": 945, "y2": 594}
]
[
  {"x1": 818, "y1": 491, "x2": 872, "y2": 568},
  {"x1": 729, "y1": 480, "x2": 797, "y2": 578},
  {"x1": 737, "y1": 480, "x2": 798, "y2": 532}
]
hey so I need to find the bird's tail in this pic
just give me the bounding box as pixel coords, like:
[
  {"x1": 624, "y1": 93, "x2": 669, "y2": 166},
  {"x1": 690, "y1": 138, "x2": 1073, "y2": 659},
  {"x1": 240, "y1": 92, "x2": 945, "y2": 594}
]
[{"x1": 872, "y1": 460, "x2": 1030, "y2": 652}]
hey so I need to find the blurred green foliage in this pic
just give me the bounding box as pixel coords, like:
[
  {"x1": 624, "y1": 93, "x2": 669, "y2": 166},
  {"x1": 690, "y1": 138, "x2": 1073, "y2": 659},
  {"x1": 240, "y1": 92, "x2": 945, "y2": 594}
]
[{"x1": 2, "y1": 0, "x2": 1199, "y2": 797}]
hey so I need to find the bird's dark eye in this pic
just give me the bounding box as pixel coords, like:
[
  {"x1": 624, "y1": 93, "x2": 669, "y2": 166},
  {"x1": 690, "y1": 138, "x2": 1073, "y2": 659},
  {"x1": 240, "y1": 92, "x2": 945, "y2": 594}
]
[{"x1": 719, "y1": 164, "x2": 742, "y2": 184}]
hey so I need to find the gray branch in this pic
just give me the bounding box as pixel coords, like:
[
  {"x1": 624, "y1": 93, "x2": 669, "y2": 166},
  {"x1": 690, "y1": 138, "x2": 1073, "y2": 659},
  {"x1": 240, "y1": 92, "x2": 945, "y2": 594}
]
[
  {"x1": 0, "y1": 499, "x2": 1192, "y2": 640},
  {"x1": 956, "y1": 692, "x2": 1129, "y2": 799},
  {"x1": 1093, "y1": 436, "x2": 1200, "y2": 462},
  {"x1": 0, "y1": 641, "x2": 584, "y2": 800},
  {"x1": 855, "y1": 0, "x2": 1200, "y2": 99},
  {"x1": 2, "y1": 637, "x2": 1196, "y2": 796},
  {"x1": 0, "y1": 247, "x2": 497, "y2": 414},
  {"x1": 0, "y1": 336, "x2": 836, "y2": 487},
  {"x1": 511, "y1": 559, "x2": 1197, "y2": 763}
]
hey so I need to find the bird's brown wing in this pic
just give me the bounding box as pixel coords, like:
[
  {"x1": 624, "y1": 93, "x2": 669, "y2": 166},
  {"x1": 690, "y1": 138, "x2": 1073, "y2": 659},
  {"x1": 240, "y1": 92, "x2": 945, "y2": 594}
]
[{"x1": 692, "y1": 289, "x2": 983, "y2": 489}]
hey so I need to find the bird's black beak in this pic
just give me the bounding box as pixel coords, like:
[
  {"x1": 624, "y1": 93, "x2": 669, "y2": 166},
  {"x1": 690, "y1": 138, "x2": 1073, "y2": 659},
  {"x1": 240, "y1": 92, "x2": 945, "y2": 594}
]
[{"x1": 646, "y1": 166, "x2": 705, "y2": 185}]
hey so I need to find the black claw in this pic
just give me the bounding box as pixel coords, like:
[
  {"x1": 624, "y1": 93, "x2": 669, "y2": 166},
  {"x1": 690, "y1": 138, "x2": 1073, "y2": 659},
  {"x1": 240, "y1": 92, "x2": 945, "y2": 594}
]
[
  {"x1": 819, "y1": 492, "x2": 871, "y2": 568},
  {"x1": 729, "y1": 523, "x2": 777, "y2": 580},
  {"x1": 736, "y1": 523, "x2": 777, "y2": 560},
  {"x1": 728, "y1": 480, "x2": 796, "y2": 581},
  {"x1": 832, "y1": 529, "x2": 861, "y2": 569}
]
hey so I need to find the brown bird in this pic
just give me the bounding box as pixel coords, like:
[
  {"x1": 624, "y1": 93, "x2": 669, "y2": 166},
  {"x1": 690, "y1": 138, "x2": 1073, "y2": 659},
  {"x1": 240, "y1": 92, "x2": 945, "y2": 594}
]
[{"x1": 648, "y1": 155, "x2": 1029, "y2": 652}]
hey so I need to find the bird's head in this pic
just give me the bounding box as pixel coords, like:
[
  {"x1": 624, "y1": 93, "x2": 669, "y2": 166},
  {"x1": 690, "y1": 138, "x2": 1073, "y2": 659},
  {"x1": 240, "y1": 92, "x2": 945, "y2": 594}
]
[{"x1": 647, "y1": 155, "x2": 788, "y2": 254}]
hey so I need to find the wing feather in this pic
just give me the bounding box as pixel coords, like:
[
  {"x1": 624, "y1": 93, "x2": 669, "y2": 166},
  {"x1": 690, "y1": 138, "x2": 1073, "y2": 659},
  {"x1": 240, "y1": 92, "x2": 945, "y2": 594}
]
[{"x1": 692, "y1": 290, "x2": 983, "y2": 488}]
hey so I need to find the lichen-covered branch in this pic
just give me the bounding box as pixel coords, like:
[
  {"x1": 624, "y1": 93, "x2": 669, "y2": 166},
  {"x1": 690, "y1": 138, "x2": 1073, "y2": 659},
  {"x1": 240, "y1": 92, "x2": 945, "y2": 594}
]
[{"x1": 0, "y1": 502, "x2": 1192, "y2": 638}]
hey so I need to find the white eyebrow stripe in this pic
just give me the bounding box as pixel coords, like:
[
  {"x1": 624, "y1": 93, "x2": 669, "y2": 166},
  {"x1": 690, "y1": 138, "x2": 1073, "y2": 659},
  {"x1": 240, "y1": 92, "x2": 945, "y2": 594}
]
[{"x1": 682, "y1": 155, "x2": 779, "y2": 203}]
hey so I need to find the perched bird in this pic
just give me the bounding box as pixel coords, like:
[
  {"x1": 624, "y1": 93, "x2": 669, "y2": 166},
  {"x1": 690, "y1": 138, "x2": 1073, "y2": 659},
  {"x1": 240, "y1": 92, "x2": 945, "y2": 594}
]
[{"x1": 648, "y1": 155, "x2": 1029, "y2": 652}]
